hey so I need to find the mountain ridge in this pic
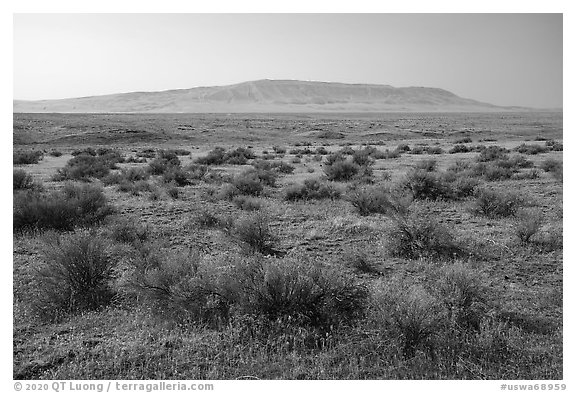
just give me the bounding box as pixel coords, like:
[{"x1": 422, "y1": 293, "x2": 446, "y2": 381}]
[{"x1": 13, "y1": 79, "x2": 532, "y2": 113}]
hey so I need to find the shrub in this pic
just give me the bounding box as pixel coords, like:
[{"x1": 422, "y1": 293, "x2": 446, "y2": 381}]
[
  {"x1": 409, "y1": 146, "x2": 425, "y2": 155},
  {"x1": 379, "y1": 170, "x2": 392, "y2": 182},
  {"x1": 196, "y1": 147, "x2": 226, "y2": 165},
  {"x1": 97, "y1": 147, "x2": 116, "y2": 156},
  {"x1": 428, "y1": 262, "x2": 489, "y2": 331},
  {"x1": 124, "y1": 156, "x2": 147, "y2": 164},
  {"x1": 541, "y1": 158, "x2": 562, "y2": 173},
  {"x1": 156, "y1": 149, "x2": 179, "y2": 162},
  {"x1": 449, "y1": 144, "x2": 473, "y2": 154},
  {"x1": 352, "y1": 150, "x2": 373, "y2": 166},
  {"x1": 226, "y1": 147, "x2": 256, "y2": 162},
  {"x1": 232, "y1": 170, "x2": 264, "y2": 196},
  {"x1": 101, "y1": 172, "x2": 127, "y2": 186},
  {"x1": 225, "y1": 155, "x2": 248, "y2": 165},
  {"x1": 103, "y1": 167, "x2": 150, "y2": 185},
  {"x1": 388, "y1": 213, "x2": 465, "y2": 260},
  {"x1": 444, "y1": 174, "x2": 480, "y2": 199},
  {"x1": 530, "y1": 227, "x2": 563, "y2": 252},
  {"x1": 272, "y1": 146, "x2": 286, "y2": 154},
  {"x1": 120, "y1": 249, "x2": 229, "y2": 326},
  {"x1": 107, "y1": 217, "x2": 150, "y2": 245},
  {"x1": 342, "y1": 246, "x2": 379, "y2": 274},
  {"x1": 551, "y1": 165, "x2": 563, "y2": 181},
  {"x1": 455, "y1": 137, "x2": 473, "y2": 143},
  {"x1": 162, "y1": 148, "x2": 191, "y2": 156},
  {"x1": 54, "y1": 154, "x2": 119, "y2": 181},
  {"x1": 396, "y1": 143, "x2": 410, "y2": 152},
  {"x1": 402, "y1": 170, "x2": 453, "y2": 201},
  {"x1": 14, "y1": 191, "x2": 76, "y2": 232},
  {"x1": 166, "y1": 185, "x2": 180, "y2": 199},
  {"x1": 123, "y1": 167, "x2": 150, "y2": 182},
  {"x1": 246, "y1": 167, "x2": 278, "y2": 187},
  {"x1": 148, "y1": 188, "x2": 163, "y2": 201},
  {"x1": 217, "y1": 183, "x2": 241, "y2": 200},
  {"x1": 14, "y1": 184, "x2": 113, "y2": 232},
  {"x1": 315, "y1": 146, "x2": 329, "y2": 155},
  {"x1": 13, "y1": 169, "x2": 36, "y2": 190},
  {"x1": 190, "y1": 211, "x2": 219, "y2": 229},
  {"x1": 34, "y1": 231, "x2": 115, "y2": 320},
  {"x1": 378, "y1": 149, "x2": 401, "y2": 159},
  {"x1": 513, "y1": 208, "x2": 544, "y2": 243},
  {"x1": 276, "y1": 161, "x2": 295, "y2": 174},
  {"x1": 162, "y1": 167, "x2": 190, "y2": 186},
  {"x1": 509, "y1": 155, "x2": 534, "y2": 169},
  {"x1": 148, "y1": 155, "x2": 181, "y2": 175},
  {"x1": 483, "y1": 165, "x2": 514, "y2": 181},
  {"x1": 471, "y1": 188, "x2": 526, "y2": 218},
  {"x1": 415, "y1": 159, "x2": 437, "y2": 172},
  {"x1": 372, "y1": 282, "x2": 444, "y2": 358},
  {"x1": 71, "y1": 148, "x2": 97, "y2": 156},
  {"x1": 232, "y1": 195, "x2": 262, "y2": 211},
  {"x1": 545, "y1": 140, "x2": 563, "y2": 151},
  {"x1": 365, "y1": 147, "x2": 390, "y2": 160},
  {"x1": 136, "y1": 148, "x2": 156, "y2": 158},
  {"x1": 228, "y1": 256, "x2": 368, "y2": 329},
  {"x1": 447, "y1": 160, "x2": 474, "y2": 174},
  {"x1": 284, "y1": 179, "x2": 341, "y2": 201},
  {"x1": 511, "y1": 169, "x2": 540, "y2": 180},
  {"x1": 117, "y1": 180, "x2": 154, "y2": 196},
  {"x1": 348, "y1": 186, "x2": 409, "y2": 216},
  {"x1": 316, "y1": 130, "x2": 345, "y2": 139},
  {"x1": 514, "y1": 143, "x2": 549, "y2": 155},
  {"x1": 337, "y1": 146, "x2": 356, "y2": 156},
  {"x1": 62, "y1": 182, "x2": 114, "y2": 221},
  {"x1": 425, "y1": 146, "x2": 444, "y2": 155},
  {"x1": 186, "y1": 164, "x2": 210, "y2": 180},
  {"x1": 49, "y1": 150, "x2": 63, "y2": 157},
  {"x1": 477, "y1": 146, "x2": 509, "y2": 162},
  {"x1": 124, "y1": 250, "x2": 368, "y2": 330},
  {"x1": 197, "y1": 147, "x2": 255, "y2": 165},
  {"x1": 255, "y1": 167, "x2": 278, "y2": 187},
  {"x1": 324, "y1": 152, "x2": 346, "y2": 166},
  {"x1": 101, "y1": 150, "x2": 125, "y2": 163},
  {"x1": 14, "y1": 150, "x2": 44, "y2": 165},
  {"x1": 227, "y1": 213, "x2": 278, "y2": 255},
  {"x1": 252, "y1": 160, "x2": 295, "y2": 174},
  {"x1": 324, "y1": 159, "x2": 361, "y2": 181}
]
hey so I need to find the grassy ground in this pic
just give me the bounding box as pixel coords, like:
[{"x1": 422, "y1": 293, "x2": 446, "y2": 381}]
[{"x1": 13, "y1": 112, "x2": 563, "y2": 380}]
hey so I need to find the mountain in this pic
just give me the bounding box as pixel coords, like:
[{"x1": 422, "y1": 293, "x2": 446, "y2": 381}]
[{"x1": 13, "y1": 79, "x2": 526, "y2": 113}]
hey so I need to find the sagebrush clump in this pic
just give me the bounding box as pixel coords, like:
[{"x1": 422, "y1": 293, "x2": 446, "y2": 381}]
[
  {"x1": 13, "y1": 169, "x2": 37, "y2": 190},
  {"x1": 54, "y1": 154, "x2": 120, "y2": 181},
  {"x1": 225, "y1": 212, "x2": 278, "y2": 255},
  {"x1": 34, "y1": 231, "x2": 116, "y2": 321},
  {"x1": 472, "y1": 188, "x2": 526, "y2": 218},
  {"x1": 284, "y1": 179, "x2": 341, "y2": 201},
  {"x1": 348, "y1": 185, "x2": 409, "y2": 216},
  {"x1": 387, "y1": 212, "x2": 466, "y2": 260},
  {"x1": 14, "y1": 183, "x2": 114, "y2": 232},
  {"x1": 14, "y1": 150, "x2": 44, "y2": 165}
]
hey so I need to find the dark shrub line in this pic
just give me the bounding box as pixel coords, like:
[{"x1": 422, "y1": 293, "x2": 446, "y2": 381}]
[
  {"x1": 14, "y1": 150, "x2": 44, "y2": 165},
  {"x1": 14, "y1": 183, "x2": 114, "y2": 232}
]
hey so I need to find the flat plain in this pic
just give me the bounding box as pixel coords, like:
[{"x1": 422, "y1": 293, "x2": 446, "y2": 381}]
[{"x1": 13, "y1": 111, "x2": 563, "y2": 379}]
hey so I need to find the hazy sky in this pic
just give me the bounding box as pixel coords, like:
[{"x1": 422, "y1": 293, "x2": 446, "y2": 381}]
[{"x1": 13, "y1": 13, "x2": 562, "y2": 108}]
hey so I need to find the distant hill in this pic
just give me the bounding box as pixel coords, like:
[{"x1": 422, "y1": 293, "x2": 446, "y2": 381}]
[{"x1": 13, "y1": 79, "x2": 531, "y2": 113}]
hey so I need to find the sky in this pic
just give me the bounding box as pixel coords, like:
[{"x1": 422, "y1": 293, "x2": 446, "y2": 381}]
[{"x1": 13, "y1": 13, "x2": 563, "y2": 108}]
